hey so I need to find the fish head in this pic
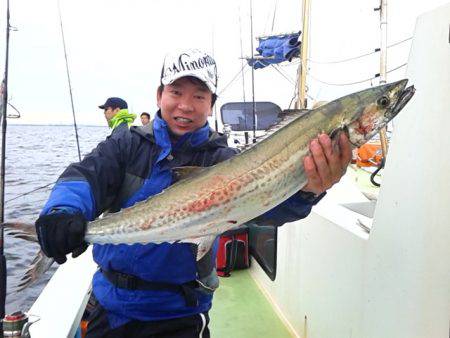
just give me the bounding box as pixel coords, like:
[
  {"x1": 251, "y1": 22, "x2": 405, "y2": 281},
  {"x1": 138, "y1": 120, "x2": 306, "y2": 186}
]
[{"x1": 344, "y1": 79, "x2": 415, "y2": 147}]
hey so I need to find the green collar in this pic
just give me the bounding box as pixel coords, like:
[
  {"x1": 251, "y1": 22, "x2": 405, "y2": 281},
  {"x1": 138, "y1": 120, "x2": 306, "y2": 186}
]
[{"x1": 108, "y1": 109, "x2": 137, "y2": 129}]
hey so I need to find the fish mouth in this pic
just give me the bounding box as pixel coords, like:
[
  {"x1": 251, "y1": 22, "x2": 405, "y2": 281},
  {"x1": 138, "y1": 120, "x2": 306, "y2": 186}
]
[
  {"x1": 345, "y1": 82, "x2": 415, "y2": 148},
  {"x1": 391, "y1": 85, "x2": 415, "y2": 116}
]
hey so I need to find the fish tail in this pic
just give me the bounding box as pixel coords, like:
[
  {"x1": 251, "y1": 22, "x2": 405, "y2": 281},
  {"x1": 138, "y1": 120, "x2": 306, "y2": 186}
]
[
  {"x1": 2, "y1": 222, "x2": 54, "y2": 291},
  {"x1": 2, "y1": 222, "x2": 38, "y2": 242},
  {"x1": 14, "y1": 250, "x2": 54, "y2": 292}
]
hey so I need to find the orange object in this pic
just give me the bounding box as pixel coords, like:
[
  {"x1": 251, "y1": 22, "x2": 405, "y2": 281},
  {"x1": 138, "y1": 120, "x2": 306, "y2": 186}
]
[
  {"x1": 80, "y1": 320, "x2": 88, "y2": 338},
  {"x1": 356, "y1": 142, "x2": 383, "y2": 167}
]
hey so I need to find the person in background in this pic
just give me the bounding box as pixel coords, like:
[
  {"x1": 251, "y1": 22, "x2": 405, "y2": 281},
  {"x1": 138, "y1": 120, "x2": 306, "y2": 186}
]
[
  {"x1": 140, "y1": 112, "x2": 151, "y2": 126},
  {"x1": 34, "y1": 49, "x2": 352, "y2": 337},
  {"x1": 98, "y1": 97, "x2": 136, "y2": 131}
]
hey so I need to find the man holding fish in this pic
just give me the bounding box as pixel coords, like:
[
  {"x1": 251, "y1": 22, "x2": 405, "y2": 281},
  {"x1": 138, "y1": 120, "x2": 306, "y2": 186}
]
[{"x1": 35, "y1": 49, "x2": 351, "y2": 337}]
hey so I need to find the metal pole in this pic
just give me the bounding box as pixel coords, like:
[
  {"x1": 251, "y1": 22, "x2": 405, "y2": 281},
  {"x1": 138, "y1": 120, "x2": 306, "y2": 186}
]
[
  {"x1": 238, "y1": 7, "x2": 246, "y2": 103},
  {"x1": 211, "y1": 27, "x2": 219, "y2": 132},
  {"x1": 378, "y1": 0, "x2": 389, "y2": 157},
  {"x1": 0, "y1": 0, "x2": 11, "y2": 332},
  {"x1": 298, "y1": 0, "x2": 311, "y2": 109},
  {"x1": 58, "y1": 0, "x2": 82, "y2": 161},
  {"x1": 250, "y1": 0, "x2": 257, "y2": 142}
]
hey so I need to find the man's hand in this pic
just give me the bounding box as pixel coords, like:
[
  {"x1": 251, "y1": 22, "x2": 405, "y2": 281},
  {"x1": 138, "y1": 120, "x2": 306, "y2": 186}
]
[
  {"x1": 35, "y1": 213, "x2": 88, "y2": 264},
  {"x1": 302, "y1": 132, "x2": 352, "y2": 196}
]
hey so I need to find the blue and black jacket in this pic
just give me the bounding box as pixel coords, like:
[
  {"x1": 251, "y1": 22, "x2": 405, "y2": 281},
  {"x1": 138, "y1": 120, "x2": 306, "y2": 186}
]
[{"x1": 41, "y1": 112, "x2": 321, "y2": 328}]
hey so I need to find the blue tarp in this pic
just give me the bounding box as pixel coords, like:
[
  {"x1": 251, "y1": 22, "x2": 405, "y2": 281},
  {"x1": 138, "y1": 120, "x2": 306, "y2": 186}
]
[{"x1": 247, "y1": 32, "x2": 301, "y2": 69}]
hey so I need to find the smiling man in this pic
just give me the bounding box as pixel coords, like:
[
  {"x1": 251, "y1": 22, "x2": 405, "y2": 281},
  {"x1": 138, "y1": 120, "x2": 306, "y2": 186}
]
[
  {"x1": 35, "y1": 49, "x2": 351, "y2": 337},
  {"x1": 157, "y1": 49, "x2": 218, "y2": 138}
]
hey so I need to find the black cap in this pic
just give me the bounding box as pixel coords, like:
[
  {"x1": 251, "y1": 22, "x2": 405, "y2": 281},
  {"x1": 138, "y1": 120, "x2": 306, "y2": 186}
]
[{"x1": 98, "y1": 97, "x2": 128, "y2": 110}]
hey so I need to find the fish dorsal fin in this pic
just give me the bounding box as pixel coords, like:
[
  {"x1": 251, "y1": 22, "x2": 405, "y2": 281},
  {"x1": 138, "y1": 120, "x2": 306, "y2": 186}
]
[
  {"x1": 237, "y1": 109, "x2": 311, "y2": 152},
  {"x1": 269, "y1": 109, "x2": 311, "y2": 132},
  {"x1": 172, "y1": 166, "x2": 205, "y2": 182}
]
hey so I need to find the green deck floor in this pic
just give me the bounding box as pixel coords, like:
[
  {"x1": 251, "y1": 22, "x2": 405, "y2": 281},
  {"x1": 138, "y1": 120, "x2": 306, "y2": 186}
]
[{"x1": 209, "y1": 270, "x2": 292, "y2": 338}]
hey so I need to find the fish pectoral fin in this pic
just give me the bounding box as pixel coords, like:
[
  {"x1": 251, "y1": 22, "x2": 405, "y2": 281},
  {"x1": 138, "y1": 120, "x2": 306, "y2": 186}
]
[
  {"x1": 196, "y1": 235, "x2": 217, "y2": 261},
  {"x1": 172, "y1": 166, "x2": 205, "y2": 182},
  {"x1": 329, "y1": 128, "x2": 348, "y2": 152},
  {"x1": 180, "y1": 235, "x2": 217, "y2": 261}
]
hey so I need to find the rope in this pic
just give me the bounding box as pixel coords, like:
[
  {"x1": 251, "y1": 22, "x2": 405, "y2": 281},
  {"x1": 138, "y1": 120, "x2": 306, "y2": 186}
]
[
  {"x1": 270, "y1": 64, "x2": 296, "y2": 85},
  {"x1": 217, "y1": 63, "x2": 249, "y2": 96},
  {"x1": 5, "y1": 182, "x2": 54, "y2": 204},
  {"x1": 309, "y1": 73, "x2": 378, "y2": 86},
  {"x1": 271, "y1": 0, "x2": 278, "y2": 33},
  {"x1": 308, "y1": 37, "x2": 412, "y2": 65},
  {"x1": 309, "y1": 63, "x2": 407, "y2": 86}
]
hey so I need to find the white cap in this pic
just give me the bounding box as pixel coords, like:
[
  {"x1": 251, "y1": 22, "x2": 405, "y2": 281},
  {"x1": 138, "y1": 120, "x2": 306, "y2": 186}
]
[{"x1": 160, "y1": 49, "x2": 218, "y2": 94}]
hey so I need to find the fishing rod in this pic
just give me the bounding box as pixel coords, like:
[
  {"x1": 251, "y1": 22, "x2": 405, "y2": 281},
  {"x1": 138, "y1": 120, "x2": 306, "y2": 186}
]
[
  {"x1": 58, "y1": 0, "x2": 81, "y2": 161},
  {"x1": 0, "y1": 0, "x2": 11, "y2": 333}
]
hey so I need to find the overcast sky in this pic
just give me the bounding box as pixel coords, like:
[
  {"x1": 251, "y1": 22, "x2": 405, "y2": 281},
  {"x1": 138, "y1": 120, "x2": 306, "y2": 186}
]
[{"x1": 0, "y1": 0, "x2": 448, "y2": 126}]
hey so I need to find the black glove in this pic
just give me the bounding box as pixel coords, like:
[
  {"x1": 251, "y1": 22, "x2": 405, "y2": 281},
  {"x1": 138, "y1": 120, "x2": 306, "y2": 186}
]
[{"x1": 35, "y1": 212, "x2": 88, "y2": 264}]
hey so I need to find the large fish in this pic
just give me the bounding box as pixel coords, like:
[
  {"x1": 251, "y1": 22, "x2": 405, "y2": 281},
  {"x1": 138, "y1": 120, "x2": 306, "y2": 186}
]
[{"x1": 6, "y1": 79, "x2": 415, "y2": 290}]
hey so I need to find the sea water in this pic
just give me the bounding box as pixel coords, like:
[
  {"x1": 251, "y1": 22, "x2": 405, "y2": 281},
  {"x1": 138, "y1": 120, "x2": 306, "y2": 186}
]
[{"x1": 4, "y1": 124, "x2": 110, "y2": 314}]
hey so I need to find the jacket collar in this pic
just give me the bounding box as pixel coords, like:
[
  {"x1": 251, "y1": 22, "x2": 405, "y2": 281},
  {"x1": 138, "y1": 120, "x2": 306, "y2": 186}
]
[
  {"x1": 153, "y1": 111, "x2": 210, "y2": 149},
  {"x1": 130, "y1": 110, "x2": 230, "y2": 152}
]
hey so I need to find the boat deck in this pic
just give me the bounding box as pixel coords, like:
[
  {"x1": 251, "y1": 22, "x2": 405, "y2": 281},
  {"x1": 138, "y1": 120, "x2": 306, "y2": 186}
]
[{"x1": 210, "y1": 270, "x2": 292, "y2": 337}]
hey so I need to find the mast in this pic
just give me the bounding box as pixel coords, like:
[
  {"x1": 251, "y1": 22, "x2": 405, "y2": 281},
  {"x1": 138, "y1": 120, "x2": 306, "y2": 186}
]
[
  {"x1": 297, "y1": 0, "x2": 311, "y2": 109},
  {"x1": 0, "y1": 0, "x2": 11, "y2": 330},
  {"x1": 378, "y1": 0, "x2": 389, "y2": 157}
]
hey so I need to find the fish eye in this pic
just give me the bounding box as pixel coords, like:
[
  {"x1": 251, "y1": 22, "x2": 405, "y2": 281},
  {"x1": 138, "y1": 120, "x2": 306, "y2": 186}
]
[{"x1": 377, "y1": 96, "x2": 390, "y2": 108}]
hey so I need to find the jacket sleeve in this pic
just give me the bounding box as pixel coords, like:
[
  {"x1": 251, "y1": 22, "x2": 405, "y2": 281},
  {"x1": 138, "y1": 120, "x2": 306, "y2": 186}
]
[
  {"x1": 41, "y1": 129, "x2": 132, "y2": 220},
  {"x1": 250, "y1": 191, "x2": 325, "y2": 227}
]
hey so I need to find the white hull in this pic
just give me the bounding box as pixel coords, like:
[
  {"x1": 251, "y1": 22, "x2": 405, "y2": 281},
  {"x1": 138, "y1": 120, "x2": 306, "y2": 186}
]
[{"x1": 250, "y1": 5, "x2": 450, "y2": 337}]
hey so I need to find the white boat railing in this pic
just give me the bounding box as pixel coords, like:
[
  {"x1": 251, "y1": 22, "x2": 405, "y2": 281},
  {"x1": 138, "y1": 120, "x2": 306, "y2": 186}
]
[{"x1": 27, "y1": 247, "x2": 96, "y2": 338}]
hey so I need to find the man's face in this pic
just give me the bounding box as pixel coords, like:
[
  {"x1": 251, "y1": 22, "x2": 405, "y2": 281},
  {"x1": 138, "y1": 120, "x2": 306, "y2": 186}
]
[
  {"x1": 104, "y1": 107, "x2": 119, "y2": 122},
  {"x1": 140, "y1": 115, "x2": 150, "y2": 125},
  {"x1": 157, "y1": 77, "x2": 213, "y2": 137}
]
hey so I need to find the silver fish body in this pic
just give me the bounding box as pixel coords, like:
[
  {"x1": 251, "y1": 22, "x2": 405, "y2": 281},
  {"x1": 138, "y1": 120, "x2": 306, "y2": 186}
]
[
  {"x1": 85, "y1": 80, "x2": 415, "y2": 250},
  {"x1": 9, "y1": 79, "x2": 414, "y2": 291}
]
